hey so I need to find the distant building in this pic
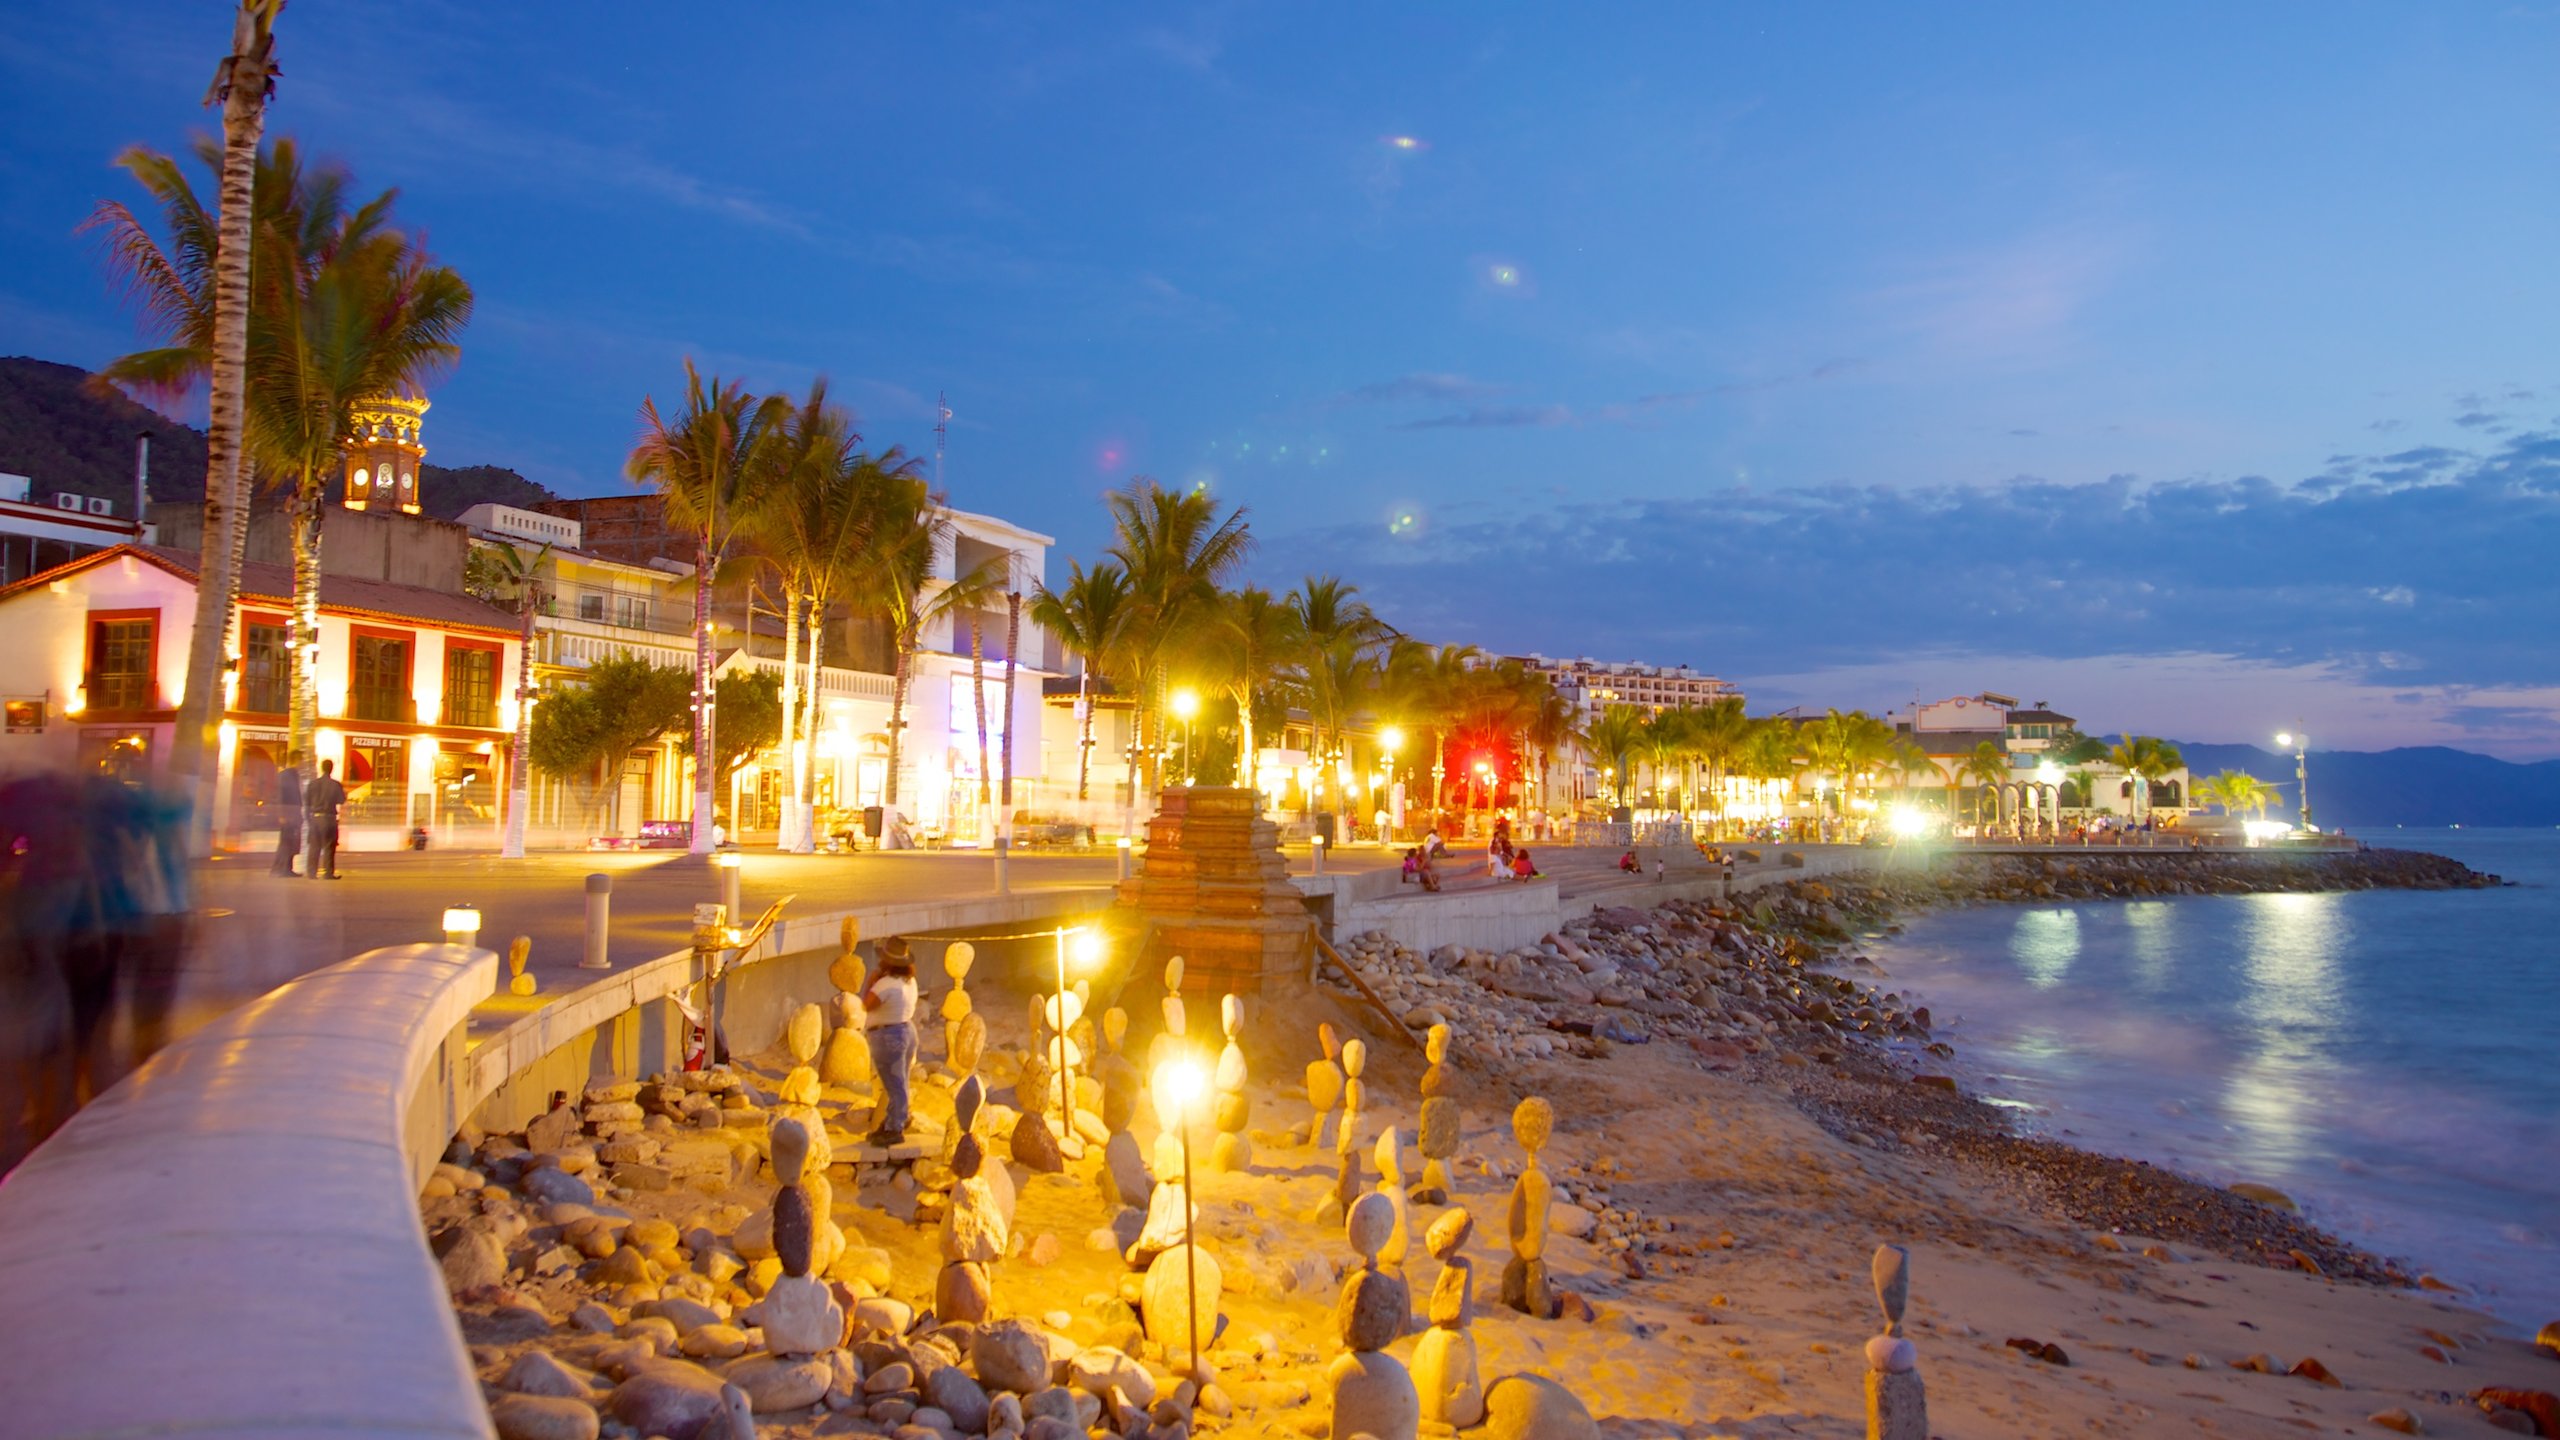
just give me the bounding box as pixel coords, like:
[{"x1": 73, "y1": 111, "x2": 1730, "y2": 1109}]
[
  {"x1": 0, "y1": 471, "x2": 153, "y2": 586},
  {"x1": 1511, "y1": 654, "x2": 1743, "y2": 724},
  {"x1": 1890, "y1": 692, "x2": 2187, "y2": 828}
]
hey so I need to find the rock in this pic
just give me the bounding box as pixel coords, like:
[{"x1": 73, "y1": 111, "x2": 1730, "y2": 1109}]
[
  {"x1": 2472, "y1": 1389, "x2": 2560, "y2": 1437},
  {"x1": 1337, "y1": 1268, "x2": 1409, "y2": 1353},
  {"x1": 1068, "y1": 1347, "x2": 1155, "y2": 1407},
  {"x1": 2229, "y1": 1182, "x2": 2298, "y2": 1211},
  {"x1": 640, "y1": 1297, "x2": 724, "y2": 1333},
  {"x1": 441, "y1": 1227, "x2": 507, "y2": 1293},
  {"x1": 522, "y1": 1166, "x2": 596, "y2": 1208},
  {"x1": 1548, "y1": 1203, "x2": 1597, "y2": 1240},
  {"x1": 2288, "y1": 1356, "x2": 2342, "y2": 1387},
  {"x1": 2366, "y1": 1409, "x2": 2422, "y2": 1435},
  {"x1": 927, "y1": 1361, "x2": 993, "y2": 1431},
  {"x1": 502, "y1": 1349, "x2": 596, "y2": 1399},
  {"x1": 1012, "y1": 1113, "x2": 1065, "y2": 1173},
  {"x1": 725, "y1": 1351, "x2": 834, "y2": 1413},
  {"x1": 609, "y1": 1360, "x2": 731, "y2": 1440},
  {"x1": 679, "y1": 1324, "x2": 751, "y2": 1360},
  {"x1": 1327, "y1": 1350, "x2": 1419, "y2": 1440},
  {"x1": 1411, "y1": 1327, "x2": 1483, "y2": 1429},
  {"x1": 569, "y1": 1302, "x2": 619, "y2": 1334},
  {"x1": 1102, "y1": 1130, "x2": 1153, "y2": 1210},
  {"x1": 974, "y1": 1319, "x2": 1053, "y2": 1393},
  {"x1": 1480, "y1": 1374, "x2": 1597, "y2": 1440},
  {"x1": 1142, "y1": 1243, "x2": 1223, "y2": 1352},
  {"x1": 937, "y1": 1259, "x2": 993, "y2": 1324},
  {"x1": 491, "y1": 1394, "x2": 600, "y2": 1440},
  {"x1": 749, "y1": 1274, "x2": 845, "y2": 1355},
  {"x1": 528, "y1": 1104, "x2": 583, "y2": 1153},
  {"x1": 855, "y1": 1296, "x2": 916, "y2": 1337}
]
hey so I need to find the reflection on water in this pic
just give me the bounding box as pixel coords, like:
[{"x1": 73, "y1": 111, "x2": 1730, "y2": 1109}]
[
  {"x1": 2125, "y1": 900, "x2": 2175, "y2": 993},
  {"x1": 2011, "y1": 908, "x2": 2079, "y2": 988},
  {"x1": 2222, "y1": 892, "x2": 2346, "y2": 1172}
]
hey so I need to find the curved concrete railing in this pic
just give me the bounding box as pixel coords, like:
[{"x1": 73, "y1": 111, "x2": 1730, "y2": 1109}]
[{"x1": 0, "y1": 942, "x2": 497, "y2": 1440}]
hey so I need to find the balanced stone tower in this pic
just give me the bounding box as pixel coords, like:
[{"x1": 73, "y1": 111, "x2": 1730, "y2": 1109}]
[
  {"x1": 819, "y1": 920, "x2": 872, "y2": 1096},
  {"x1": 1500, "y1": 1096, "x2": 1556, "y2": 1318},
  {"x1": 1415, "y1": 1022, "x2": 1459, "y2": 1204},
  {"x1": 1370, "y1": 1126, "x2": 1412, "y2": 1276},
  {"x1": 1324, "y1": 1038, "x2": 1370, "y2": 1224},
  {"x1": 1211, "y1": 993, "x2": 1252, "y2": 1172},
  {"x1": 744, "y1": 1115, "x2": 844, "y2": 1354},
  {"x1": 1410, "y1": 1208, "x2": 1484, "y2": 1428},
  {"x1": 1306, "y1": 1021, "x2": 1346, "y2": 1149},
  {"x1": 940, "y1": 940, "x2": 978, "y2": 1077},
  {"x1": 1094, "y1": 1006, "x2": 1152, "y2": 1209},
  {"x1": 1329, "y1": 1191, "x2": 1420, "y2": 1440},
  {"x1": 1864, "y1": 1245, "x2": 1927, "y2": 1440}
]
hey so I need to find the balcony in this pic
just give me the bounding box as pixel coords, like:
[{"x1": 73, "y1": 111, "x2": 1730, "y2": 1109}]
[
  {"x1": 347, "y1": 687, "x2": 417, "y2": 725},
  {"x1": 82, "y1": 670, "x2": 160, "y2": 713}
]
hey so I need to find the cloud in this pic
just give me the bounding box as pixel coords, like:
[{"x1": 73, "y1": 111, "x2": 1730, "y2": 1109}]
[
  {"x1": 2008, "y1": 428, "x2": 2041, "y2": 438},
  {"x1": 1337, "y1": 373, "x2": 1508, "y2": 405},
  {"x1": 1398, "y1": 404, "x2": 1576, "y2": 430},
  {"x1": 1385, "y1": 362, "x2": 1860, "y2": 431},
  {"x1": 1254, "y1": 423, "x2": 2560, "y2": 752}
]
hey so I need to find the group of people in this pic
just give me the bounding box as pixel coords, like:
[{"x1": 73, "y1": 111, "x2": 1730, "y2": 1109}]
[
  {"x1": 1, "y1": 773, "x2": 192, "y2": 1167},
  {"x1": 1398, "y1": 819, "x2": 1542, "y2": 890},
  {"x1": 266, "y1": 754, "x2": 348, "y2": 880}
]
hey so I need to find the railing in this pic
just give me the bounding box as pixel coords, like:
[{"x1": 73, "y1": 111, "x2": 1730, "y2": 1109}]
[
  {"x1": 348, "y1": 687, "x2": 417, "y2": 724},
  {"x1": 81, "y1": 669, "x2": 157, "y2": 712}
]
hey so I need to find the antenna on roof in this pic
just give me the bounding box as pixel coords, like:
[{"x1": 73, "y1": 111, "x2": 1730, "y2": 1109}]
[{"x1": 935, "y1": 391, "x2": 951, "y2": 492}]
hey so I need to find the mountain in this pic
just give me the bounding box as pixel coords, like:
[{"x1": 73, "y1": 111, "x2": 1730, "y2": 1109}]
[
  {"x1": 2170, "y1": 740, "x2": 2560, "y2": 829},
  {"x1": 0, "y1": 356, "x2": 554, "y2": 520}
]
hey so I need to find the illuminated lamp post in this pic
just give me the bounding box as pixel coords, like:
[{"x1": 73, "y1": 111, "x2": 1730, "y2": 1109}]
[
  {"x1": 1150, "y1": 1057, "x2": 1208, "y2": 1378},
  {"x1": 1170, "y1": 688, "x2": 1200, "y2": 787},
  {"x1": 2276, "y1": 730, "x2": 2312, "y2": 831}
]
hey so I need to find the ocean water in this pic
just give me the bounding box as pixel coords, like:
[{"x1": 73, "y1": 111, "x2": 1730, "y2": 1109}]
[{"x1": 1871, "y1": 829, "x2": 2560, "y2": 1325}]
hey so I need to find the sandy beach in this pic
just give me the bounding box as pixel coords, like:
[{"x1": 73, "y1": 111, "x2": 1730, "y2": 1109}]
[{"x1": 430, "y1": 850, "x2": 2560, "y2": 1439}]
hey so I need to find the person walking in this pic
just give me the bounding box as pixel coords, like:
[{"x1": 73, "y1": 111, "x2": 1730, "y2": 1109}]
[
  {"x1": 860, "y1": 935, "x2": 920, "y2": 1146},
  {"x1": 268, "y1": 753, "x2": 304, "y2": 876},
  {"x1": 303, "y1": 758, "x2": 346, "y2": 880}
]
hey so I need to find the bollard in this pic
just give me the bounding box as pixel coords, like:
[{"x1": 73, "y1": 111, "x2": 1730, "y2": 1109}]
[
  {"x1": 1116, "y1": 834, "x2": 1133, "y2": 880},
  {"x1": 715, "y1": 851, "x2": 742, "y2": 920},
  {"x1": 581, "y1": 873, "x2": 612, "y2": 969},
  {"x1": 993, "y1": 834, "x2": 1011, "y2": 895},
  {"x1": 441, "y1": 906, "x2": 481, "y2": 949},
  {"x1": 1312, "y1": 834, "x2": 1327, "y2": 876}
]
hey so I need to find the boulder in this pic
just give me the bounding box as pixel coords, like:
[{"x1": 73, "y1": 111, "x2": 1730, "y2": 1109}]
[
  {"x1": 723, "y1": 1352, "x2": 833, "y2": 1413},
  {"x1": 1326, "y1": 1350, "x2": 1419, "y2": 1440},
  {"x1": 1067, "y1": 1346, "x2": 1155, "y2": 1407},
  {"x1": 973, "y1": 1318, "x2": 1053, "y2": 1393},
  {"x1": 503, "y1": 1349, "x2": 597, "y2": 1398},
  {"x1": 521, "y1": 1166, "x2": 596, "y2": 1208},
  {"x1": 748, "y1": 1274, "x2": 844, "y2": 1355},
  {"x1": 926, "y1": 1361, "x2": 993, "y2": 1431},
  {"x1": 608, "y1": 1360, "x2": 730, "y2": 1440},
  {"x1": 1141, "y1": 1243, "x2": 1223, "y2": 1352},
  {"x1": 490, "y1": 1394, "x2": 599, "y2": 1440},
  {"x1": 440, "y1": 1227, "x2": 506, "y2": 1293},
  {"x1": 1481, "y1": 1374, "x2": 1598, "y2": 1440}
]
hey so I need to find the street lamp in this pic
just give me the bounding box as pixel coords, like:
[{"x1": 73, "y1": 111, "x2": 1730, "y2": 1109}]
[
  {"x1": 1150, "y1": 1056, "x2": 1208, "y2": 1379},
  {"x1": 1378, "y1": 725, "x2": 1405, "y2": 836},
  {"x1": 2276, "y1": 730, "x2": 2312, "y2": 831},
  {"x1": 1170, "y1": 688, "x2": 1200, "y2": 786}
]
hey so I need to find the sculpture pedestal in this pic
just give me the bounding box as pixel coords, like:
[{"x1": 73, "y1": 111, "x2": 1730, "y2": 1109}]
[{"x1": 1115, "y1": 788, "x2": 1312, "y2": 998}]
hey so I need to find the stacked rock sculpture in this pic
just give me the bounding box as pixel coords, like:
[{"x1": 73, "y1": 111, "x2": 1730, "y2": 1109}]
[
  {"x1": 1210, "y1": 993, "x2": 1252, "y2": 1172},
  {"x1": 505, "y1": 936, "x2": 536, "y2": 996},
  {"x1": 1149, "y1": 956, "x2": 1188, "y2": 1071},
  {"x1": 744, "y1": 1115, "x2": 844, "y2": 1354},
  {"x1": 937, "y1": 1127, "x2": 1007, "y2": 1323},
  {"x1": 819, "y1": 920, "x2": 872, "y2": 1095},
  {"x1": 1306, "y1": 1021, "x2": 1346, "y2": 1149},
  {"x1": 1010, "y1": 998, "x2": 1065, "y2": 1175},
  {"x1": 1094, "y1": 1006, "x2": 1152, "y2": 1209},
  {"x1": 1414, "y1": 1023, "x2": 1459, "y2": 1205},
  {"x1": 1370, "y1": 1126, "x2": 1412, "y2": 1276},
  {"x1": 1328, "y1": 1191, "x2": 1419, "y2": 1440},
  {"x1": 1326, "y1": 1038, "x2": 1370, "y2": 1222},
  {"x1": 941, "y1": 940, "x2": 976, "y2": 1071},
  {"x1": 1500, "y1": 1096, "x2": 1556, "y2": 1318},
  {"x1": 769, "y1": 1005, "x2": 844, "y2": 1276},
  {"x1": 1410, "y1": 1208, "x2": 1484, "y2": 1428},
  {"x1": 1864, "y1": 1245, "x2": 1927, "y2": 1440}
]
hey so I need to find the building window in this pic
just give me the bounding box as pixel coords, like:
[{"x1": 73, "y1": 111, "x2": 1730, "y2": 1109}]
[
  {"x1": 350, "y1": 633, "x2": 413, "y2": 723},
  {"x1": 86, "y1": 613, "x2": 157, "y2": 711},
  {"x1": 578, "y1": 592, "x2": 605, "y2": 622},
  {"x1": 442, "y1": 644, "x2": 500, "y2": 728},
  {"x1": 343, "y1": 738, "x2": 410, "y2": 824},
  {"x1": 77, "y1": 727, "x2": 152, "y2": 782},
  {"x1": 242, "y1": 620, "x2": 289, "y2": 714},
  {"x1": 617, "y1": 594, "x2": 649, "y2": 629}
]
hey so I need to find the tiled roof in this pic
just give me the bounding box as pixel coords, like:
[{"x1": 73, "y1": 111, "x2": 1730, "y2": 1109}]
[{"x1": 3, "y1": 544, "x2": 518, "y2": 635}]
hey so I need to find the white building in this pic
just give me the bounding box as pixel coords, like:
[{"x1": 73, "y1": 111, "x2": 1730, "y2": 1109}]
[{"x1": 1513, "y1": 653, "x2": 1743, "y2": 726}]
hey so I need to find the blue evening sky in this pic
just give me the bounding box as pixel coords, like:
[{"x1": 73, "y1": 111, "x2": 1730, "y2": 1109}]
[{"x1": 4, "y1": 4, "x2": 2557, "y2": 756}]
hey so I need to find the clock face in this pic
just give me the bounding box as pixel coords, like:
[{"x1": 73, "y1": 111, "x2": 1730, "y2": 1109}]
[{"x1": 352, "y1": 466, "x2": 369, "y2": 494}]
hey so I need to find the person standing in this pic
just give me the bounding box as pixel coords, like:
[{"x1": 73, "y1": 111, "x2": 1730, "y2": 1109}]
[
  {"x1": 268, "y1": 753, "x2": 304, "y2": 876},
  {"x1": 303, "y1": 758, "x2": 346, "y2": 880},
  {"x1": 860, "y1": 935, "x2": 919, "y2": 1146}
]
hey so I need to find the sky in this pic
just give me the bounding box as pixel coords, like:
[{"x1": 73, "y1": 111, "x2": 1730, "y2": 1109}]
[{"x1": 4, "y1": 3, "x2": 2557, "y2": 757}]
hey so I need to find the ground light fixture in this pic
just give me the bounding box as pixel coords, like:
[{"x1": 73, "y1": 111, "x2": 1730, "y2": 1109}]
[
  {"x1": 1149, "y1": 1056, "x2": 1208, "y2": 1378},
  {"x1": 442, "y1": 907, "x2": 481, "y2": 948}
]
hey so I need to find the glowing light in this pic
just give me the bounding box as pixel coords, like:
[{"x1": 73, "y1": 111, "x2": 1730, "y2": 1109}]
[
  {"x1": 442, "y1": 907, "x2": 482, "y2": 947},
  {"x1": 319, "y1": 688, "x2": 347, "y2": 719},
  {"x1": 2276, "y1": 731, "x2": 2296, "y2": 748},
  {"x1": 1151, "y1": 1057, "x2": 1206, "y2": 1124},
  {"x1": 1069, "y1": 929, "x2": 1104, "y2": 968},
  {"x1": 714, "y1": 852, "x2": 741, "y2": 870},
  {"x1": 2035, "y1": 761, "x2": 2062, "y2": 785},
  {"x1": 1489, "y1": 264, "x2": 1520, "y2": 287},
  {"x1": 2244, "y1": 818, "x2": 2292, "y2": 843},
  {"x1": 1387, "y1": 135, "x2": 1423, "y2": 151},
  {"x1": 1888, "y1": 805, "x2": 1931, "y2": 838},
  {"x1": 1379, "y1": 725, "x2": 1404, "y2": 755},
  {"x1": 1170, "y1": 688, "x2": 1200, "y2": 721}
]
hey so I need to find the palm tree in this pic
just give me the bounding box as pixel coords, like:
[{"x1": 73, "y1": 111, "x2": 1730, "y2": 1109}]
[
  {"x1": 177, "y1": 1, "x2": 282, "y2": 853},
  {"x1": 940, "y1": 555, "x2": 1011, "y2": 842},
  {"x1": 1586, "y1": 703, "x2": 1646, "y2": 809},
  {"x1": 2197, "y1": 769, "x2": 2281, "y2": 820},
  {"x1": 1638, "y1": 707, "x2": 1690, "y2": 814},
  {"x1": 1030, "y1": 559, "x2": 1132, "y2": 802},
  {"x1": 1208, "y1": 587, "x2": 1299, "y2": 796},
  {"x1": 1521, "y1": 682, "x2": 1576, "y2": 815},
  {"x1": 1959, "y1": 740, "x2": 2012, "y2": 832},
  {"x1": 1287, "y1": 576, "x2": 1388, "y2": 804},
  {"x1": 847, "y1": 488, "x2": 944, "y2": 829},
  {"x1": 1738, "y1": 719, "x2": 1802, "y2": 821},
  {"x1": 628, "y1": 362, "x2": 788, "y2": 854},
  {"x1": 466, "y1": 539, "x2": 551, "y2": 858},
  {"x1": 998, "y1": 551, "x2": 1026, "y2": 833},
  {"x1": 1687, "y1": 694, "x2": 1750, "y2": 834},
  {"x1": 2105, "y1": 734, "x2": 2185, "y2": 821},
  {"x1": 1379, "y1": 638, "x2": 1482, "y2": 817},
  {"x1": 248, "y1": 205, "x2": 472, "y2": 782},
  {"x1": 1106, "y1": 479, "x2": 1252, "y2": 802}
]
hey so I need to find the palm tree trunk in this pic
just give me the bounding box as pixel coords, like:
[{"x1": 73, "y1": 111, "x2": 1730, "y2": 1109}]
[
  {"x1": 794, "y1": 598, "x2": 825, "y2": 853},
  {"x1": 171, "y1": 18, "x2": 275, "y2": 857},
  {"x1": 503, "y1": 582, "x2": 535, "y2": 858},
  {"x1": 884, "y1": 631, "x2": 912, "y2": 815},
  {"x1": 690, "y1": 535, "x2": 714, "y2": 854},
  {"x1": 287, "y1": 487, "x2": 322, "y2": 789},
  {"x1": 1074, "y1": 669, "x2": 1092, "y2": 802},
  {"x1": 999, "y1": 586, "x2": 1021, "y2": 834},
  {"x1": 1236, "y1": 686, "x2": 1257, "y2": 797},
  {"x1": 969, "y1": 615, "x2": 991, "y2": 842},
  {"x1": 779, "y1": 585, "x2": 801, "y2": 813}
]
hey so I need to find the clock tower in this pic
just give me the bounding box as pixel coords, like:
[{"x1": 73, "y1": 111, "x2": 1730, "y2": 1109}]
[{"x1": 342, "y1": 393, "x2": 429, "y2": 513}]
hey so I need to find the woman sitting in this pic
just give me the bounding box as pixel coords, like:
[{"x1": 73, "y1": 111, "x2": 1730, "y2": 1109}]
[
  {"x1": 1618, "y1": 849, "x2": 1641, "y2": 874},
  {"x1": 1511, "y1": 848, "x2": 1540, "y2": 880},
  {"x1": 1417, "y1": 854, "x2": 1443, "y2": 892},
  {"x1": 1400, "y1": 847, "x2": 1422, "y2": 884}
]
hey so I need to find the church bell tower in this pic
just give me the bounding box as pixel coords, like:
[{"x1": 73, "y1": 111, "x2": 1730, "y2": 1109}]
[{"x1": 342, "y1": 394, "x2": 430, "y2": 513}]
